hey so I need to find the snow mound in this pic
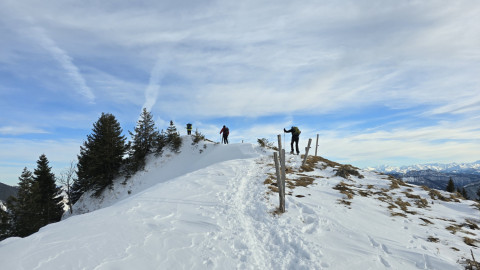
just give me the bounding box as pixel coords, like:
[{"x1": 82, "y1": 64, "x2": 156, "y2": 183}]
[{"x1": 69, "y1": 136, "x2": 263, "y2": 216}]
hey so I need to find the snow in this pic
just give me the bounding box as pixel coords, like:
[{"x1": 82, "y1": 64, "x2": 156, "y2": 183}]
[{"x1": 1, "y1": 136, "x2": 479, "y2": 269}]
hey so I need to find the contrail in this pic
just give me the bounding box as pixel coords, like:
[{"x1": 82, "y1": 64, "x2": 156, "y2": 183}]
[
  {"x1": 143, "y1": 58, "x2": 165, "y2": 111},
  {"x1": 0, "y1": 0, "x2": 95, "y2": 103},
  {"x1": 31, "y1": 26, "x2": 95, "y2": 103}
]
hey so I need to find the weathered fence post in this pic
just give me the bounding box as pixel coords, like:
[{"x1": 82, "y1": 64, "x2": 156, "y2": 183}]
[
  {"x1": 272, "y1": 134, "x2": 286, "y2": 213},
  {"x1": 302, "y1": 138, "x2": 312, "y2": 167},
  {"x1": 273, "y1": 152, "x2": 285, "y2": 213},
  {"x1": 279, "y1": 149, "x2": 286, "y2": 212},
  {"x1": 277, "y1": 134, "x2": 282, "y2": 153},
  {"x1": 315, "y1": 134, "x2": 319, "y2": 157}
]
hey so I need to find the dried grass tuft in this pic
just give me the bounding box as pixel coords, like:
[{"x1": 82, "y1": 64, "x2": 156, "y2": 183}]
[{"x1": 333, "y1": 182, "x2": 355, "y2": 199}]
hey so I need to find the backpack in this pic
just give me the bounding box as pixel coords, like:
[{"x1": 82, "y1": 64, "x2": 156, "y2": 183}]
[
  {"x1": 186, "y1": 123, "x2": 192, "y2": 129},
  {"x1": 224, "y1": 127, "x2": 229, "y2": 135},
  {"x1": 292, "y1": 126, "x2": 301, "y2": 136}
]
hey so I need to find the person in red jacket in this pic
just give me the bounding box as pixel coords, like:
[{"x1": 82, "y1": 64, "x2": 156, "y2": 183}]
[{"x1": 220, "y1": 125, "x2": 229, "y2": 144}]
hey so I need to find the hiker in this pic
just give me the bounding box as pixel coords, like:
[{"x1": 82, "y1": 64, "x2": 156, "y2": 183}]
[
  {"x1": 220, "y1": 125, "x2": 229, "y2": 144},
  {"x1": 284, "y1": 126, "x2": 301, "y2": 155},
  {"x1": 186, "y1": 123, "x2": 192, "y2": 135}
]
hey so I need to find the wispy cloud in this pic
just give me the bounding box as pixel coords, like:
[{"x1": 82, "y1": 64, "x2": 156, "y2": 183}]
[
  {"x1": 0, "y1": 126, "x2": 48, "y2": 135},
  {"x1": 3, "y1": 1, "x2": 477, "y2": 117}
]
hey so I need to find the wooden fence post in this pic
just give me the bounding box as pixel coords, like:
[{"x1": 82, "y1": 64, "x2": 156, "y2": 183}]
[
  {"x1": 279, "y1": 149, "x2": 286, "y2": 212},
  {"x1": 315, "y1": 134, "x2": 319, "y2": 157},
  {"x1": 302, "y1": 138, "x2": 312, "y2": 167},
  {"x1": 273, "y1": 152, "x2": 285, "y2": 213},
  {"x1": 277, "y1": 134, "x2": 282, "y2": 153}
]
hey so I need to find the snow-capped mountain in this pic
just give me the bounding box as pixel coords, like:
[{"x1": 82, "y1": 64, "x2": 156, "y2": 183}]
[
  {"x1": 1, "y1": 137, "x2": 479, "y2": 269},
  {"x1": 369, "y1": 161, "x2": 480, "y2": 175},
  {"x1": 368, "y1": 161, "x2": 480, "y2": 199}
]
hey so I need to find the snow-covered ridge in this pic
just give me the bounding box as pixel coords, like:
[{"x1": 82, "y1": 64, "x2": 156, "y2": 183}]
[
  {"x1": 368, "y1": 160, "x2": 480, "y2": 174},
  {"x1": 69, "y1": 136, "x2": 262, "y2": 216},
  {"x1": 1, "y1": 137, "x2": 479, "y2": 269}
]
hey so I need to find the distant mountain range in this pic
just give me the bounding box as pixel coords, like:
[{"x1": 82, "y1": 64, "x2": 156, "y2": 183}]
[
  {"x1": 368, "y1": 160, "x2": 480, "y2": 175},
  {"x1": 368, "y1": 161, "x2": 480, "y2": 199},
  {"x1": 0, "y1": 182, "x2": 18, "y2": 203}
]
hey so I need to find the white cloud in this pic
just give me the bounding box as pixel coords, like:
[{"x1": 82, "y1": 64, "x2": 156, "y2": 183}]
[
  {"x1": 0, "y1": 0, "x2": 479, "y2": 177},
  {"x1": 307, "y1": 119, "x2": 480, "y2": 168},
  {"x1": 3, "y1": 1, "x2": 478, "y2": 117},
  {"x1": 0, "y1": 126, "x2": 48, "y2": 135}
]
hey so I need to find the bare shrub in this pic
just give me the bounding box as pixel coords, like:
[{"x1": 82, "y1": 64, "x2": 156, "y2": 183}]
[
  {"x1": 464, "y1": 237, "x2": 478, "y2": 247},
  {"x1": 429, "y1": 189, "x2": 450, "y2": 201},
  {"x1": 257, "y1": 138, "x2": 278, "y2": 151},
  {"x1": 335, "y1": 165, "x2": 364, "y2": 179},
  {"x1": 428, "y1": 236, "x2": 440, "y2": 243}
]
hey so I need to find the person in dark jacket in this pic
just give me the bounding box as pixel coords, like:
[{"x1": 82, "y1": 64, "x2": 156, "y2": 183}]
[
  {"x1": 284, "y1": 126, "x2": 301, "y2": 155},
  {"x1": 186, "y1": 123, "x2": 192, "y2": 135},
  {"x1": 220, "y1": 125, "x2": 229, "y2": 144}
]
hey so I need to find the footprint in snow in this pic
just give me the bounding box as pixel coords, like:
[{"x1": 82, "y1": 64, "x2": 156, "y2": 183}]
[
  {"x1": 382, "y1": 244, "x2": 391, "y2": 254},
  {"x1": 368, "y1": 236, "x2": 380, "y2": 247},
  {"x1": 379, "y1": 255, "x2": 391, "y2": 268}
]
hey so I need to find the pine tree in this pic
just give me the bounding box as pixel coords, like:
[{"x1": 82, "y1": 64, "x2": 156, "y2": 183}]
[
  {"x1": 32, "y1": 154, "x2": 64, "y2": 228},
  {"x1": 192, "y1": 129, "x2": 206, "y2": 145},
  {"x1": 446, "y1": 177, "x2": 455, "y2": 193},
  {"x1": 166, "y1": 120, "x2": 182, "y2": 152},
  {"x1": 154, "y1": 130, "x2": 167, "y2": 156},
  {"x1": 71, "y1": 138, "x2": 95, "y2": 204},
  {"x1": 6, "y1": 167, "x2": 39, "y2": 237},
  {"x1": 0, "y1": 205, "x2": 9, "y2": 240},
  {"x1": 461, "y1": 187, "x2": 468, "y2": 200},
  {"x1": 128, "y1": 108, "x2": 160, "y2": 172},
  {"x1": 74, "y1": 113, "x2": 127, "y2": 198}
]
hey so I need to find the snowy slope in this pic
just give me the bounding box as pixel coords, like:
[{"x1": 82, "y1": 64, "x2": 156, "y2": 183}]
[
  {"x1": 68, "y1": 137, "x2": 261, "y2": 216},
  {"x1": 1, "y1": 137, "x2": 479, "y2": 269}
]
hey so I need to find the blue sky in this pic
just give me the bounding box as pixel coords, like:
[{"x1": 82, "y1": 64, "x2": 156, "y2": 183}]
[{"x1": 1, "y1": 0, "x2": 480, "y2": 186}]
